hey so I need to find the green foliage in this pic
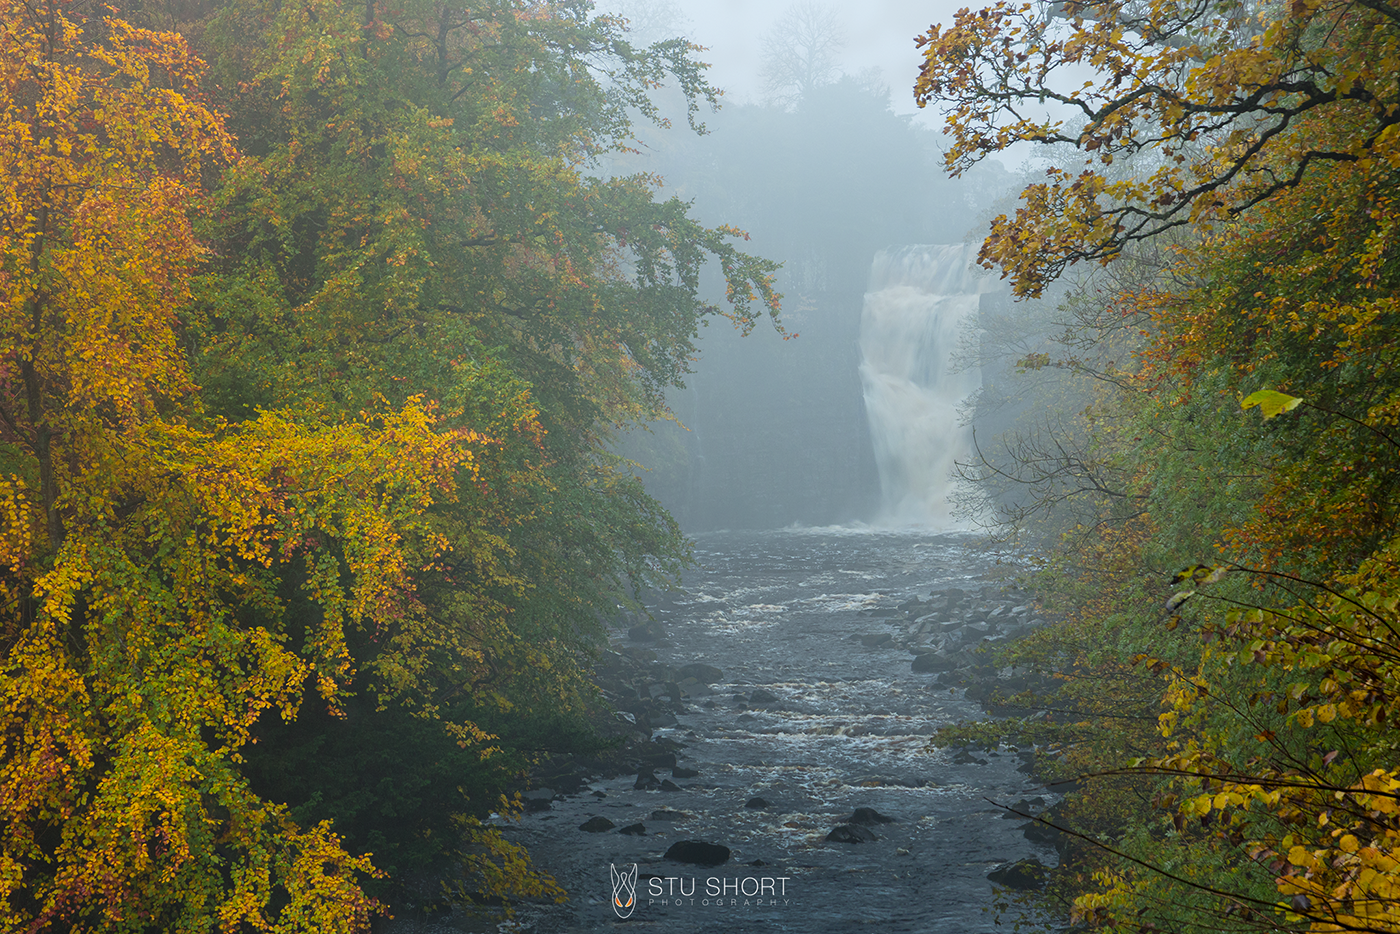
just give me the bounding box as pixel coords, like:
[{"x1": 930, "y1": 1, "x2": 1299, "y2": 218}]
[
  {"x1": 918, "y1": 0, "x2": 1400, "y2": 929},
  {"x1": 0, "y1": 0, "x2": 781, "y2": 927}
]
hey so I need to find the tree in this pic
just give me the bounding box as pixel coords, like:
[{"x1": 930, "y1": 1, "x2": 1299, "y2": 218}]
[
  {"x1": 0, "y1": 2, "x2": 480, "y2": 927},
  {"x1": 759, "y1": 2, "x2": 844, "y2": 107},
  {"x1": 187, "y1": 0, "x2": 783, "y2": 912},
  {"x1": 1, "y1": 0, "x2": 783, "y2": 926},
  {"x1": 916, "y1": 0, "x2": 1400, "y2": 931},
  {"x1": 915, "y1": 0, "x2": 1400, "y2": 297}
]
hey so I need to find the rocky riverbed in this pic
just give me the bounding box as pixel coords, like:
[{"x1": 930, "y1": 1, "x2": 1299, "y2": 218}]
[{"x1": 391, "y1": 528, "x2": 1068, "y2": 933}]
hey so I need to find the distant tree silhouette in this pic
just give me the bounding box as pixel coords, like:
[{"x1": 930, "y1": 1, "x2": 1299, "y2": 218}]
[{"x1": 759, "y1": 2, "x2": 844, "y2": 107}]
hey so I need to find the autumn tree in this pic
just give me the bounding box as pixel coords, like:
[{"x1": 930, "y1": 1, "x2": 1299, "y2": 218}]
[
  {"x1": 0, "y1": 0, "x2": 784, "y2": 925},
  {"x1": 0, "y1": 0, "x2": 504, "y2": 927},
  {"x1": 183, "y1": 0, "x2": 782, "y2": 910},
  {"x1": 917, "y1": 0, "x2": 1400, "y2": 930},
  {"x1": 916, "y1": 0, "x2": 1400, "y2": 297}
]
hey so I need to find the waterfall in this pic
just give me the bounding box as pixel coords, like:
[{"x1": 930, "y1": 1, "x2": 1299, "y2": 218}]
[{"x1": 858, "y1": 244, "x2": 989, "y2": 527}]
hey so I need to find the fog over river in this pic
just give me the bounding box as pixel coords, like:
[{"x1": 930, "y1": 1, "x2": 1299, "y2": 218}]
[{"x1": 500, "y1": 528, "x2": 1059, "y2": 933}]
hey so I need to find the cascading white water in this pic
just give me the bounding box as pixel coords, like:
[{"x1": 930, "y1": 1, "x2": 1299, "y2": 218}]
[{"x1": 859, "y1": 244, "x2": 990, "y2": 527}]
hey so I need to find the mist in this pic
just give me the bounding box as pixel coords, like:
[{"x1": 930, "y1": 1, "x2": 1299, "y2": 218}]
[{"x1": 593, "y1": 1, "x2": 1044, "y2": 531}]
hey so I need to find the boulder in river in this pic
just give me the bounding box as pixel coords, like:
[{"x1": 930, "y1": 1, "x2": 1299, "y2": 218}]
[
  {"x1": 618, "y1": 823, "x2": 647, "y2": 836},
  {"x1": 635, "y1": 769, "x2": 661, "y2": 790},
  {"x1": 1000, "y1": 796, "x2": 1047, "y2": 818},
  {"x1": 1024, "y1": 812, "x2": 1071, "y2": 856},
  {"x1": 911, "y1": 652, "x2": 956, "y2": 673},
  {"x1": 987, "y1": 858, "x2": 1048, "y2": 889},
  {"x1": 848, "y1": 807, "x2": 897, "y2": 824},
  {"x1": 745, "y1": 796, "x2": 770, "y2": 809},
  {"x1": 664, "y1": 840, "x2": 731, "y2": 866},
  {"x1": 859, "y1": 633, "x2": 894, "y2": 647},
  {"x1": 677, "y1": 678, "x2": 712, "y2": 698},
  {"x1": 650, "y1": 809, "x2": 687, "y2": 821},
  {"x1": 825, "y1": 824, "x2": 877, "y2": 844},
  {"x1": 628, "y1": 620, "x2": 665, "y2": 641},
  {"x1": 748, "y1": 688, "x2": 779, "y2": 704},
  {"x1": 678, "y1": 663, "x2": 723, "y2": 683},
  {"x1": 672, "y1": 766, "x2": 700, "y2": 779},
  {"x1": 579, "y1": 817, "x2": 615, "y2": 832},
  {"x1": 660, "y1": 779, "x2": 683, "y2": 792}
]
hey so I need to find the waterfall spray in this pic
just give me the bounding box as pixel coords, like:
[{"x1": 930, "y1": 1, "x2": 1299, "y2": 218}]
[{"x1": 858, "y1": 244, "x2": 990, "y2": 527}]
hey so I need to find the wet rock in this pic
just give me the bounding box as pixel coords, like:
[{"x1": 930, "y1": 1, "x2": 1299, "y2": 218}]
[
  {"x1": 988, "y1": 857, "x2": 1048, "y2": 890},
  {"x1": 859, "y1": 633, "x2": 894, "y2": 647},
  {"x1": 912, "y1": 652, "x2": 957, "y2": 673},
  {"x1": 579, "y1": 816, "x2": 615, "y2": 832},
  {"x1": 628, "y1": 620, "x2": 665, "y2": 642},
  {"x1": 664, "y1": 840, "x2": 731, "y2": 866},
  {"x1": 660, "y1": 779, "x2": 683, "y2": 792},
  {"x1": 635, "y1": 769, "x2": 662, "y2": 790},
  {"x1": 952, "y1": 749, "x2": 989, "y2": 766},
  {"x1": 825, "y1": 824, "x2": 877, "y2": 844},
  {"x1": 964, "y1": 680, "x2": 995, "y2": 703},
  {"x1": 678, "y1": 663, "x2": 723, "y2": 683},
  {"x1": 672, "y1": 766, "x2": 700, "y2": 779},
  {"x1": 744, "y1": 797, "x2": 771, "y2": 809},
  {"x1": 1024, "y1": 814, "x2": 1070, "y2": 856},
  {"x1": 1000, "y1": 796, "x2": 1047, "y2": 818},
  {"x1": 618, "y1": 823, "x2": 647, "y2": 836},
  {"x1": 677, "y1": 678, "x2": 712, "y2": 698},
  {"x1": 736, "y1": 713, "x2": 757, "y2": 723},
  {"x1": 848, "y1": 807, "x2": 897, "y2": 825},
  {"x1": 634, "y1": 741, "x2": 680, "y2": 771},
  {"x1": 748, "y1": 689, "x2": 779, "y2": 704},
  {"x1": 650, "y1": 809, "x2": 687, "y2": 821}
]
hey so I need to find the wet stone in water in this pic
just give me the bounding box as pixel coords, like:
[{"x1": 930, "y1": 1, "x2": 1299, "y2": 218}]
[
  {"x1": 579, "y1": 817, "x2": 614, "y2": 833},
  {"x1": 848, "y1": 807, "x2": 897, "y2": 824},
  {"x1": 826, "y1": 824, "x2": 878, "y2": 844},
  {"x1": 664, "y1": 840, "x2": 731, "y2": 866}
]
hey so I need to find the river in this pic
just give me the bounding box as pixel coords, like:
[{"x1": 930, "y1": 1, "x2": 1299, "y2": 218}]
[{"x1": 491, "y1": 527, "x2": 1058, "y2": 934}]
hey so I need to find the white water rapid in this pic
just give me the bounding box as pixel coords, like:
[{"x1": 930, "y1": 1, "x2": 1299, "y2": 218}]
[{"x1": 859, "y1": 244, "x2": 990, "y2": 527}]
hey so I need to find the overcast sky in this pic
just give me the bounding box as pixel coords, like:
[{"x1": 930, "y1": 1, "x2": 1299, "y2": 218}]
[{"x1": 601, "y1": 0, "x2": 972, "y2": 124}]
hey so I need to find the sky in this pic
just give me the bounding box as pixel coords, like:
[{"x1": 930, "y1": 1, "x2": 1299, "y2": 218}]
[{"x1": 601, "y1": 0, "x2": 974, "y2": 125}]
